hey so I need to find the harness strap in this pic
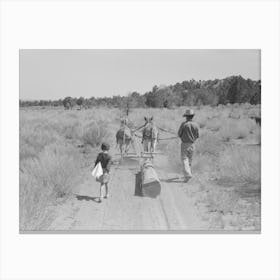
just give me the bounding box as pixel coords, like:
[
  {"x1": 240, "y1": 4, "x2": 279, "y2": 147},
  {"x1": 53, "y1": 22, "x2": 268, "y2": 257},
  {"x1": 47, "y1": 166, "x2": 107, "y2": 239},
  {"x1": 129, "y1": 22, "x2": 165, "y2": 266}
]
[
  {"x1": 157, "y1": 126, "x2": 177, "y2": 135},
  {"x1": 134, "y1": 133, "x2": 178, "y2": 141},
  {"x1": 132, "y1": 123, "x2": 146, "y2": 132}
]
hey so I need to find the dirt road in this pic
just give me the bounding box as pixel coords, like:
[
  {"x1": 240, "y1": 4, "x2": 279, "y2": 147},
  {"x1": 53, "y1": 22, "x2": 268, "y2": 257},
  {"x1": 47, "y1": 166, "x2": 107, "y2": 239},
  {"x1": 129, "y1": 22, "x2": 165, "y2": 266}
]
[{"x1": 50, "y1": 145, "x2": 207, "y2": 231}]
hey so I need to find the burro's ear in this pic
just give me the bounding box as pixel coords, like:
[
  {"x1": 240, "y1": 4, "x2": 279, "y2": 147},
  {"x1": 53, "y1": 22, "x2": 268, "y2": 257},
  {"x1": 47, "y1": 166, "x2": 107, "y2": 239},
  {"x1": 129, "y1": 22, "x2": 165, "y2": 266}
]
[
  {"x1": 144, "y1": 117, "x2": 147, "y2": 122},
  {"x1": 150, "y1": 116, "x2": 153, "y2": 121}
]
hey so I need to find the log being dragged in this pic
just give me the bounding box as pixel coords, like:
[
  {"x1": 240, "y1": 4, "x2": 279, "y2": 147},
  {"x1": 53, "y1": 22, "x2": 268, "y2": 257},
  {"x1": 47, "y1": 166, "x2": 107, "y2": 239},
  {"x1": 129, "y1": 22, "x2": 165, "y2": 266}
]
[{"x1": 141, "y1": 160, "x2": 161, "y2": 198}]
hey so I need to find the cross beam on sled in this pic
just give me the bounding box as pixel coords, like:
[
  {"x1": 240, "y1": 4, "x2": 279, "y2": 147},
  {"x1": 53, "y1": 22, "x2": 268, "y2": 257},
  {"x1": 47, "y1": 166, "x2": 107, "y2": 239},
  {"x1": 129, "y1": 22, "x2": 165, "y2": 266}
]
[
  {"x1": 117, "y1": 155, "x2": 155, "y2": 159},
  {"x1": 115, "y1": 151, "x2": 164, "y2": 158},
  {"x1": 141, "y1": 152, "x2": 163, "y2": 155}
]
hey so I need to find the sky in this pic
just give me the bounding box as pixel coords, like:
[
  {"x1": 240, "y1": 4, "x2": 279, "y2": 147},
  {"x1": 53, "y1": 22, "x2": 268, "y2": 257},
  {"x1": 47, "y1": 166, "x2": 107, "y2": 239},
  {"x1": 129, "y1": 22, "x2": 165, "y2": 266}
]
[{"x1": 20, "y1": 49, "x2": 261, "y2": 100}]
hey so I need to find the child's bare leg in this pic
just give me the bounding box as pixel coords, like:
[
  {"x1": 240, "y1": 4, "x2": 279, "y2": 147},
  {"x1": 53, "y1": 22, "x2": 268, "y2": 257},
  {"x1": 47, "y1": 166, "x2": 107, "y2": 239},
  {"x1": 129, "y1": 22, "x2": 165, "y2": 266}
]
[
  {"x1": 104, "y1": 183, "x2": 109, "y2": 198},
  {"x1": 99, "y1": 184, "x2": 105, "y2": 202}
]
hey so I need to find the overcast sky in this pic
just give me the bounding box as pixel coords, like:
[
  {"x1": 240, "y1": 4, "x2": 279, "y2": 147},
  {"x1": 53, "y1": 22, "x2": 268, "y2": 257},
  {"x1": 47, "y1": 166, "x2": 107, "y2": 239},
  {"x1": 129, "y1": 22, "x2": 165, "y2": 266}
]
[{"x1": 20, "y1": 49, "x2": 260, "y2": 100}]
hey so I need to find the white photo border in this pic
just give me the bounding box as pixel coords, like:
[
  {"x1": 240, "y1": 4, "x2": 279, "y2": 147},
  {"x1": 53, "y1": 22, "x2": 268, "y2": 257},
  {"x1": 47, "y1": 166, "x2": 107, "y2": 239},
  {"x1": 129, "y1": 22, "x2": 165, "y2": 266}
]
[{"x1": 1, "y1": 0, "x2": 280, "y2": 279}]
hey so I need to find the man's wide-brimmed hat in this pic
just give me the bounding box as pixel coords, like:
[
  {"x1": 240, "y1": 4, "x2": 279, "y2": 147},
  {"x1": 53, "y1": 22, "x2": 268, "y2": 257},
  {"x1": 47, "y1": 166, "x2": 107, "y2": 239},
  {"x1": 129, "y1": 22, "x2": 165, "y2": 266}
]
[{"x1": 183, "y1": 109, "x2": 195, "y2": 117}]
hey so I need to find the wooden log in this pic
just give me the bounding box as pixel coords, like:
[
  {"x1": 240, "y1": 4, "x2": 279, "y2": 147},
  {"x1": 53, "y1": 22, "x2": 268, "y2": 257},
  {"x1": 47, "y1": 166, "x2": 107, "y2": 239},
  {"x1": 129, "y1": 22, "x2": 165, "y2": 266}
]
[{"x1": 141, "y1": 160, "x2": 161, "y2": 198}]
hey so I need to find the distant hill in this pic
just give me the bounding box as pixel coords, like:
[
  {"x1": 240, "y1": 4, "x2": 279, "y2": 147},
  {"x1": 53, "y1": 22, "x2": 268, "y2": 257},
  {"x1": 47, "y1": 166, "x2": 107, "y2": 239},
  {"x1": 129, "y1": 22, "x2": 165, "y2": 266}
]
[{"x1": 20, "y1": 75, "x2": 261, "y2": 108}]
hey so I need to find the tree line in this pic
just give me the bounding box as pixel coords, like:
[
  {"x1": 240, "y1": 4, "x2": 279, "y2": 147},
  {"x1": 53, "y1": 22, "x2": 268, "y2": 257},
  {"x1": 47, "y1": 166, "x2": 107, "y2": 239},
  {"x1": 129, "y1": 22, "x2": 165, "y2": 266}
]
[{"x1": 20, "y1": 75, "x2": 261, "y2": 109}]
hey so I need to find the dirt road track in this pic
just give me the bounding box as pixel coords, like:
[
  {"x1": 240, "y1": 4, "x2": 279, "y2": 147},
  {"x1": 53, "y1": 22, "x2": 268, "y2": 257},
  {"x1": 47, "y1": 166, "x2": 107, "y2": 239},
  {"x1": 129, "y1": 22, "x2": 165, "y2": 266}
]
[{"x1": 50, "y1": 150, "x2": 207, "y2": 231}]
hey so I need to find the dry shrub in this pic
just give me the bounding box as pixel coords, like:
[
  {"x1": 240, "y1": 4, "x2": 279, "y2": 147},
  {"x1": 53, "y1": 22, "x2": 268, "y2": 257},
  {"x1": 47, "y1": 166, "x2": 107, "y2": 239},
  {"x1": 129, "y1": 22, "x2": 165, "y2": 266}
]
[
  {"x1": 229, "y1": 108, "x2": 242, "y2": 119},
  {"x1": 20, "y1": 124, "x2": 62, "y2": 160},
  {"x1": 20, "y1": 170, "x2": 54, "y2": 231},
  {"x1": 20, "y1": 142, "x2": 38, "y2": 160},
  {"x1": 192, "y1": 153, "x2": 217, "y2": 177},
  {"x1": 82, "y1": 120, "x2": 109, "y2": 147},
  {"x1": 198, "y1": 120, "x2": 207, "y2": 129},
  {"x1": 20, "y1": 144, "x2": 82, "y2": 230},
  {"x1": 218, "y1": 145, "x2": 261, "y2": 186},
  {"x1": 205, "y1": 118, "x2": 222, "y2": 132},
  {"x1": 84, "y1": 108, "x2": 118, "y2": 124},
  {"x1": 64, "y1": 122, "x2": 82, "y2": 139},
  {"x1": 219, "y1": 118, "x2": 256, "y2": 141},
  {"x1": 52, "y1": 119, "x2": 83, "y2": 140},
  {"x1": 205, "y1": 188, "x2": 240, "y2": 214},
  {"x1": 196, "y1": 132, "x2": 223, "y2": 157},
  {"x1": 195, "y1": 114, "x2": 208, "y2": 129}
]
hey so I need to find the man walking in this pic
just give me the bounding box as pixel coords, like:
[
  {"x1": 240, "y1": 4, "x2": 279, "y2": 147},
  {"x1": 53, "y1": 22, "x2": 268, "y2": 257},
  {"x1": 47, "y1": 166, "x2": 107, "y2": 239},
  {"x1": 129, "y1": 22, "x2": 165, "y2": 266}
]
[{"x1": 178, "y1": 109, "x2": 199, "y2": 182}]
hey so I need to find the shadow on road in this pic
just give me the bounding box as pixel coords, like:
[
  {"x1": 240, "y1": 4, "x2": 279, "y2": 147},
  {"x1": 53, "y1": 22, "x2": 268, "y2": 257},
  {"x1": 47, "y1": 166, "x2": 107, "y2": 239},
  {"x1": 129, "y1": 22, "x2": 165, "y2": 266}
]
[
  {"x1": 115, "y1": 157, "x2": 139, "y2": 171},
  {"x1": 134, "y1": 172, "x2": 143, "y2": 197},
  {"x1": 160, "y1": 177, "x2": 184, "y2": 183},
  {"x1": 119, "y1": 157, "x2": 139, "y2": 167},
  {"x1": 76, "y1": 195, "x2": 100, "y2": 203}
]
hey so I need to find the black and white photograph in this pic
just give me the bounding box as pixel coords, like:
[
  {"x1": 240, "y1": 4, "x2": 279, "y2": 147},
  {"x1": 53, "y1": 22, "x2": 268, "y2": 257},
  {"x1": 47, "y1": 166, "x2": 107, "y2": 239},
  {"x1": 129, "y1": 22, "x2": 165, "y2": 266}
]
[
  {"x1": 2, "y1": 0, "x2": 280, "y2": 279},
  {"x1": 19, "y1": 49, "x2": 261, "y2": 232}
]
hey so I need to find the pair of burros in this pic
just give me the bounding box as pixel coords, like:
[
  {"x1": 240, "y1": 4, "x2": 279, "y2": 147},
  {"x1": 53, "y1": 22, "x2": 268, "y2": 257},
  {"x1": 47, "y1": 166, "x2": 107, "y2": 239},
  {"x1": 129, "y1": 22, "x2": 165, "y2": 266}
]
[{"x1": 115, "y1": 117, "x2": 159, "y2": 155}]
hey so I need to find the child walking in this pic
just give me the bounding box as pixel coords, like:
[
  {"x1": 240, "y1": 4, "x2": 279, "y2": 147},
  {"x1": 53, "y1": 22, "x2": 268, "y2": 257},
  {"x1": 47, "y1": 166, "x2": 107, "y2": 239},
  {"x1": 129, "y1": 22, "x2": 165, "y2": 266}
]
[{"x1": 94, "y1": 142, "x2": 112, "y2": 203}]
